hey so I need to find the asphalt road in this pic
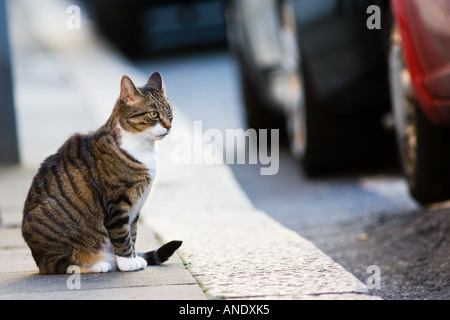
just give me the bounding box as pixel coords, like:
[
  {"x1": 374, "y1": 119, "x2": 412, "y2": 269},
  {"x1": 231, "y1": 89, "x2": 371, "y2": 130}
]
[{"x1": 135, "y1": 49, "x2": 449, "y2": 299}]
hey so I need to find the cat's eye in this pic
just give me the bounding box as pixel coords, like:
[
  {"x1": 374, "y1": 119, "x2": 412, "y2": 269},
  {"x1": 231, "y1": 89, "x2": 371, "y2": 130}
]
[{"x1": 149, "y1": 111, "x2": 159, "y2": 119}]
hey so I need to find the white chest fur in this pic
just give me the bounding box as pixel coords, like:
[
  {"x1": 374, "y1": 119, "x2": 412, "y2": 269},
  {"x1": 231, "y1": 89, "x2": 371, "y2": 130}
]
[
  {"x1": 118, "y1": 124, "x2": 158, "y2": 176},
  {"x1": 118, "y1": 125, "x2": 159, "y2": 222}
]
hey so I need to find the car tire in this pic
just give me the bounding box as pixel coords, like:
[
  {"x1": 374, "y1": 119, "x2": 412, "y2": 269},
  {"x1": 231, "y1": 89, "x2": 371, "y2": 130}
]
[
  {"x1": 240, "y1": 68, "x2": 287, "y2": 136},
  {"x1": 291, "y1": 6, "x2": 395, "y2": 175},
  {"x1": 227, "y1": 0, "x2": 289, "y2": 138},
  {"x1": 389, "y1": 24, "x2": 450, "y2": 203},
  {"x1": 298, "y1": 58, "x2": 394, "y2": 175},
  {"x1": 299, "y1": 61, "x2": 356, "y2": 175}
]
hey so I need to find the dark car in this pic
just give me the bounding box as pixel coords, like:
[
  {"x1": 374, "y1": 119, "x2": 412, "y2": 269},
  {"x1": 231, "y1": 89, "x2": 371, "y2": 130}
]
[
  {"x1": 227, "y1": 0, "x2": 395, "y2": 174},
  {"x1": 390, "y1": 0, "x2": 450, "y2": 203},
  {"x1": 89, "y1": 0, "x2": 227, "y2": 56}
]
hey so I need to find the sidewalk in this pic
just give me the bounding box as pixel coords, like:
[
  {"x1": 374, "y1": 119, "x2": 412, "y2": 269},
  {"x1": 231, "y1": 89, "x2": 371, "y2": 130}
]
[
  {"x1": 0, "y1": 168, "x2": 205, "y2": 299},
  {"x1": 0, "y1": 0, "x2": 380, "y2": 300},
  {"x1": 0, "y1": 0, "x2": 205, "y2": 300}
]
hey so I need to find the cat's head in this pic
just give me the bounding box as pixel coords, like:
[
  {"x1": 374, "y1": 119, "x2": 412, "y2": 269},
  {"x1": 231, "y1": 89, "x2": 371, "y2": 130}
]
[{"x1": 115, "y1": 72, "x2": 173, "y2": 141}]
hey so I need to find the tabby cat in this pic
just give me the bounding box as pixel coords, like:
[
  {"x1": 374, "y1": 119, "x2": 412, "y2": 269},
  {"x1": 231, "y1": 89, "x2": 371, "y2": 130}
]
[{"x1": 22, "y1": 72, "x2": 182, "y2": 275}]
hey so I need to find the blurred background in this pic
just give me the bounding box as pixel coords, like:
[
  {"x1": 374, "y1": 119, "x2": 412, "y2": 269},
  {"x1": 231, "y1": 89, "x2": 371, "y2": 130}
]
[
  {"x1": 87, "y1": 0, "x2": 398, "y2": 173},
  {"x1": 2, "y1": 0, "x2": 450, "y2": 299}
]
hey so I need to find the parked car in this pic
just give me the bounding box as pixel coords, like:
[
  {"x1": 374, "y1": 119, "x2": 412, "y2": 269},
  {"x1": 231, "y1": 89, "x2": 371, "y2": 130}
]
[
  {"x1": 390, "y1": 0, "x2": 450, "y2": 203},
  {"x1": 89, "y1": 0, "x2": 227, "y2": 56},
  {"x1": 227, "y1": 0, "x2": 396, "y2": 174}
]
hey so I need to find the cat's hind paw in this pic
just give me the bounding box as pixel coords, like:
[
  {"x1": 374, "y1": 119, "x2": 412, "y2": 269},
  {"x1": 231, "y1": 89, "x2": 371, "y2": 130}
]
[
  {"x1": 67, "y1": 261, "x2": 112, "y2": 274},
  {"x1": 116, "y1": 255, "x2": 147, "y2": 272},
  {"x1": 90, "y1": 261, "x2": 112, "y2": 273}
]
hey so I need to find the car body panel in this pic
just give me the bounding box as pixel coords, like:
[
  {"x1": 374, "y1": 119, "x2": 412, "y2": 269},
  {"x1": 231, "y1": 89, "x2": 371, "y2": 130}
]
[{"x1": 392, "y1": 0, "x2": 450, "y2": 125}]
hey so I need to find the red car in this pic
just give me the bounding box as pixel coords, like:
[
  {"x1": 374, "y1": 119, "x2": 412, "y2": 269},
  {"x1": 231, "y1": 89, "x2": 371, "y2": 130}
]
[{"x1": 390, "y1": 0, "x2": 450, "y2": 203}]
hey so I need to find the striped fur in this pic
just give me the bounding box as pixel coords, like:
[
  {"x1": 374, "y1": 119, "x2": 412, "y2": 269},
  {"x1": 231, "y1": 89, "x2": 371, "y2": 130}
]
[{"x1": 22, "y1": 73, "x2": 181, "y2": 274}]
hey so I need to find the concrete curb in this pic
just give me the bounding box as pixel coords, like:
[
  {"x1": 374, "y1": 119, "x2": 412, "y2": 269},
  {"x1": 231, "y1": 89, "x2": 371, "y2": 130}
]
[{"x1": 146, "y1": 125, "x2": 379, "y2": 299}]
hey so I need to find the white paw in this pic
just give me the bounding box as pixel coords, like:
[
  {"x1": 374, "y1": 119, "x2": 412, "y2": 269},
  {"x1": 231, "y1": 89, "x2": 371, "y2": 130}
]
[
  {"x1": 90, "y1": 261, "x2": 112, "y2": 273},
  {"x1": 116, "y1": 256, "x2": 147, "y2": 272},
  {"x1": 66, "y1": 261, "x2": 112, "y2": 274}
]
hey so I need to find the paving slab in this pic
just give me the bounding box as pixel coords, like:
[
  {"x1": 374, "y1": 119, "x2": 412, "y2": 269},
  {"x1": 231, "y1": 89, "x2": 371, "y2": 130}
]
[{"x1": 0, "y1": 219, "x2": 205, "y2": 300}]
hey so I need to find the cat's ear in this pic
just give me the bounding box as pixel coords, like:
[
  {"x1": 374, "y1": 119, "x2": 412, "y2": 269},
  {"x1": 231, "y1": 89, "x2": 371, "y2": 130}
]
[
  {"x1": 120, "y1": 75, "x2": 141, "y2": 106},
  {"x1": 146, "y1": 72, "x2": 164, "y2": 92}
]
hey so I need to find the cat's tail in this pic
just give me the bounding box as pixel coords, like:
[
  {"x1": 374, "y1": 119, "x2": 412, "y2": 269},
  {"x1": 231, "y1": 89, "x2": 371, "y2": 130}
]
[{"x1": 138, "y1": 240, "x2": 183, "y2": 265}]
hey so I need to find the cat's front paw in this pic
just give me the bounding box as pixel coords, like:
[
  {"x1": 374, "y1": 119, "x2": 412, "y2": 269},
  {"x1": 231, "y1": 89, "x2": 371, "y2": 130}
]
[{"x1": 116, "y1": 255, "x2": 147, "y2": 272}]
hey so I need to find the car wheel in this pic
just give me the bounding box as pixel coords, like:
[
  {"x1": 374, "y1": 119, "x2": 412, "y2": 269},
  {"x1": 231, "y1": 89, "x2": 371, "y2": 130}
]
[
  {"x1": 227, "y1": 0, "x2": 300, "y2": 137},
  {"x1": 239, "y1": 68, "x2": 287, "y2": 134},
  {"x1": 278, "y1": 0, "x2": 306, "y2": 158},
  {"x1": 389, "y1": 24, "x2": 450, "y2": 203},
  {"x1": 298, "y1": 61, "x2": 349, "y2": 175}
]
